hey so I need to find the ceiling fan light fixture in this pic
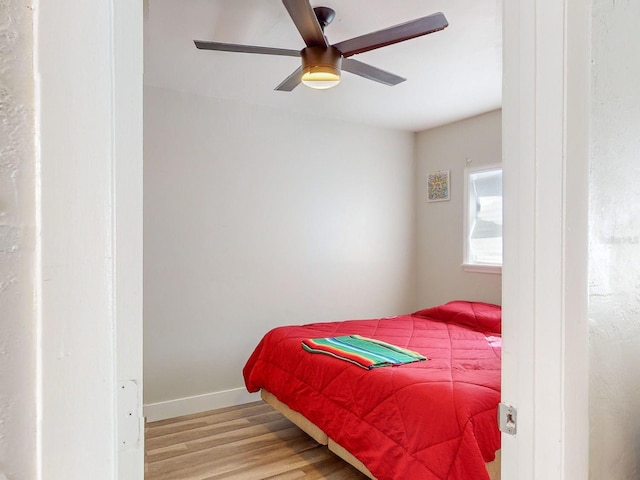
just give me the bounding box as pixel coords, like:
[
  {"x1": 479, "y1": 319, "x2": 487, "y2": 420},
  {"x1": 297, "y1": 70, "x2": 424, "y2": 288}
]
[
  {"x1": 301, "y1": 46, "x2": 342, "y2": 90},
  {"x1": 301, "y1": 66, "x2": 341, "y2": 89}
]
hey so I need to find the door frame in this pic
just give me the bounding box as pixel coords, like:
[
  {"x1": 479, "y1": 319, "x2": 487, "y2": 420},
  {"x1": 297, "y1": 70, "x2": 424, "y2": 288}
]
[
  {"x1": 35, "y1": 0, "x2": 590, "y2": 477},
  {"x1": 501, "y1": 0, "x2": 590, "y2": 478},
  {"x1": 36, "y1": 0, "x2": 143, "y2": 478}
]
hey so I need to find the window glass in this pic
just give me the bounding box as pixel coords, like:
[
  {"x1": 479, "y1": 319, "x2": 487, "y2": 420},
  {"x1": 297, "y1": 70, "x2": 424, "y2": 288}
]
[{"x1": 465, "y1": 167, "x2": 503, "y2": 269}]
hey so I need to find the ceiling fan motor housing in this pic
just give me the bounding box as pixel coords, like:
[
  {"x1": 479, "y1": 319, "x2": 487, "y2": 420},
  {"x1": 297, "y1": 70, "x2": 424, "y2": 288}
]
[{"x1": 301, "y1": 46, "x2": 342, "y2": 76}]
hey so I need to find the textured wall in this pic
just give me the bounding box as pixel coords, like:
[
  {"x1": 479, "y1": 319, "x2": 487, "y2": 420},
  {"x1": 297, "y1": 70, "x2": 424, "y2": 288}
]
[
  {"x1": 589, "y1": 0, "x2": 640, "y2": 478},
  {"x1": 0, "y1": 1, "x2": 36, "y2": 479}
]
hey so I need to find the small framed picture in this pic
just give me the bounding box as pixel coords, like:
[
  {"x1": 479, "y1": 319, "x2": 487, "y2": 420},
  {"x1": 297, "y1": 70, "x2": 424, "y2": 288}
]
[{"x1": 427, "y1": 170, "x2": 450, "y2": 202}]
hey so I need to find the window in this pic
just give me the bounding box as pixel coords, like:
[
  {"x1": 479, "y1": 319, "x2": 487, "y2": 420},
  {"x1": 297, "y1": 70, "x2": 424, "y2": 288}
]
[{"x1": 464, "y1": 165, "x2": 503, "y2": 273}]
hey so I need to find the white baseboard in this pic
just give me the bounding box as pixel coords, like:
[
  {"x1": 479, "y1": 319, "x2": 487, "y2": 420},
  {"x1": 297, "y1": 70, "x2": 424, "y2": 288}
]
[{"x1": 144, "y1": 388, "x2": 260, "y2": 422}]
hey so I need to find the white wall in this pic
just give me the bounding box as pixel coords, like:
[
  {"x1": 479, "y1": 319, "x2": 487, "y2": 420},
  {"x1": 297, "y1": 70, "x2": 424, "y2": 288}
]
[
  {"x1": 0, "y1": 2, "x2": 36, "y2": 479},
  {"x1": 143, "y1": 86, "x2": 416, "y2": 415},
  {"x1": 589, "y1": 0, "x2": 640, "y2": 478},
  {"x1": 415, "y1": 110, "x2": 502, "y2": 308}
]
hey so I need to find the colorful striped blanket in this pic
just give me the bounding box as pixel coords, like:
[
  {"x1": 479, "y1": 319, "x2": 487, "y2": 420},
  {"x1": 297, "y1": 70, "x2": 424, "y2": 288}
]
[{"x1": 301, "y1": 335, "x2": 427, "y2": 370}]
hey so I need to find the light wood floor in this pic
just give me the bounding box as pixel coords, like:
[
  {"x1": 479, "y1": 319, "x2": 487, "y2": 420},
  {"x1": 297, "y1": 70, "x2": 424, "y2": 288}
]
[{"x1": 144, "y1": 401, "x2": 369, "y2": 480}]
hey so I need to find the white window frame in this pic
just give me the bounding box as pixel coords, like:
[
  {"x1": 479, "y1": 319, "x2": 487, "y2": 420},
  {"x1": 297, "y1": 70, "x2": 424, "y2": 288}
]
[{"x1": 463, "y1": 164, "x2": 503, "y2": 274}]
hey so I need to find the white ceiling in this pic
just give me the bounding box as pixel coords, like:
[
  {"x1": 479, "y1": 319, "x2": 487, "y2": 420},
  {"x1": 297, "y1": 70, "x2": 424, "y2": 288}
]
[{"x1": 144, "y1": 0, "x2": 502, "y2": 132}]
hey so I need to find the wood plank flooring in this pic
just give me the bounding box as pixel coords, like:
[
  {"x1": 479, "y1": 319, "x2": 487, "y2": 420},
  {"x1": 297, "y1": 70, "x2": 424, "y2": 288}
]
[{"x1": 144, "y1": 401, "x2": 369, "y2": 480}]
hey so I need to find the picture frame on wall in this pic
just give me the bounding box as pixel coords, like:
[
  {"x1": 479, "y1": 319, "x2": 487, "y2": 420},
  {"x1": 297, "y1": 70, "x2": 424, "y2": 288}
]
[{"x1": 427, "y1": 170, "x2": 450, "y2": 202}]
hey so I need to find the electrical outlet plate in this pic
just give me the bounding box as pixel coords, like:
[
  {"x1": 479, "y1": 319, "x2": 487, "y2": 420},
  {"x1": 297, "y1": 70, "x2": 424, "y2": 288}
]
[{"x1": 498, "y1": 402, "x2": 518, "y2": 435}]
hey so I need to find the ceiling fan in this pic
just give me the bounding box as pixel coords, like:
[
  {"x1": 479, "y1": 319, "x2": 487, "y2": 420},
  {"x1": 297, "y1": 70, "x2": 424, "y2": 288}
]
[{"x1": 194, "y1": 0, "x2": 448, "y2": 91}]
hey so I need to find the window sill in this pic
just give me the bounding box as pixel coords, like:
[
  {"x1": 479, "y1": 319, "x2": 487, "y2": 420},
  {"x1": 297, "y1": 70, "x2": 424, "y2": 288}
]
[{"x1": 462, "y1": 263, "x2": 502, "y2": 275}]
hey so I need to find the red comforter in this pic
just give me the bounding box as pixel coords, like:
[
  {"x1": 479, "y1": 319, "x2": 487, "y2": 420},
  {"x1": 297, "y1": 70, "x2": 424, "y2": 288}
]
[{"x1": 243, "y1": 301, "x2": 501, "y2": 480}]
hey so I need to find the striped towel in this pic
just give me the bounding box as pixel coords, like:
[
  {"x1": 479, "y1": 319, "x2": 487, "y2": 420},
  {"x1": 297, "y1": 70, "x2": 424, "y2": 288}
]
[{"x1": 301, "y1": 335, "x2": 427, "y2": 370}]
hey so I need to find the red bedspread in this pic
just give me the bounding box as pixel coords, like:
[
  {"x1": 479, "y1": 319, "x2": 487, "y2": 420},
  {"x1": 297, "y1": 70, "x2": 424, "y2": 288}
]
[{"x1": 243, "y1": 301, "x2": 502, "y2": 480}]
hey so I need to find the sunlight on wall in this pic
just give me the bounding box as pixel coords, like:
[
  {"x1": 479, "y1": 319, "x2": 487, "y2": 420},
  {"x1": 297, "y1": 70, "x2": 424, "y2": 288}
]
[{"x1": 589, "y1": 1, "x2": 640, "y2": 478}]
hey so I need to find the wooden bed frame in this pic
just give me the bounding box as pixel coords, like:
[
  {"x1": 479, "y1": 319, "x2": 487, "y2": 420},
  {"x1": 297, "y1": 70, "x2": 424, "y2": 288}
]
[{"x1": 262, "y1": 389, "x2": 501, "y2": 480}]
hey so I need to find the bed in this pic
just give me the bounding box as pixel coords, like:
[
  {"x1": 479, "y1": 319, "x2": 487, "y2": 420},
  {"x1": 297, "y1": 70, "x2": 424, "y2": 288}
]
[{"x1": 243, "y1": 301, "x2": 502, "y2": 480}]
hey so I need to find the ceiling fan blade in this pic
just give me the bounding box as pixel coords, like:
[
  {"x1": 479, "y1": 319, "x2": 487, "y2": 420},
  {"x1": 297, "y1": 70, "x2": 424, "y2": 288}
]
[
  {"x1": 275, "y1": 66, "x2": 303, "y2": 91},
  {"x1": 281, "y1": 0, "x2": 328, "y2": 48},
  {"x1": 334, "y1": 12, "x2": 448, "y2": 58},
  {"x1": 341, "y1": 58, "x2": 406, "y2": 86},
  {"x1": 194, "y1": 41, "x2": 301, "y2": 57}
]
